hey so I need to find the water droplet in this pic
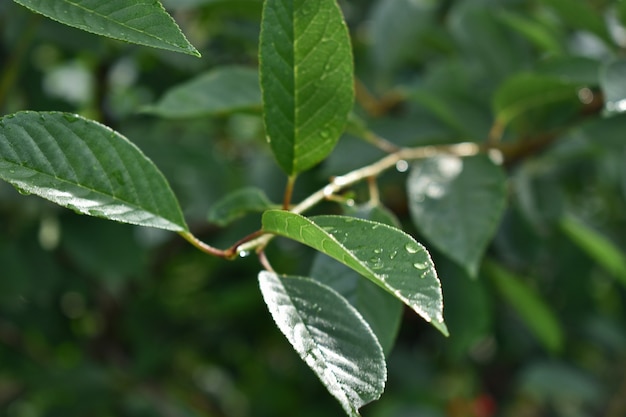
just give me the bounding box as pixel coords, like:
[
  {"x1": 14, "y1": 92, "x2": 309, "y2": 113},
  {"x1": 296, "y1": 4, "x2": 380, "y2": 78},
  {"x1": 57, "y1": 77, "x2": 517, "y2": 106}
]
[
  {"x1": 389, "y1": 250, "x2": 398, "y2": 260},
  {"x1": 15, "y1": 186, "x2": 31, "y2": 196},
  {"x1": 63, "y1": 113, "x2": 79, "y2": 123},
  {"x1": 239, "y1": 250, "x2": 251, "y2": 258},
  {"x1": 369, "y1": 257, "x2": 383, "y2": 270},
  {"x1": 373, "y1": 248, "x2": 382, "y2": 254},
  {"x1": 413, "y1": 261, "x2": 429, "y2": 270},
  {"x1": 396, "y1": 160, "x2": 409, "y2": 172},
  {"x1": 404, "y1": 242, "x2": 420, "y2": 254}
]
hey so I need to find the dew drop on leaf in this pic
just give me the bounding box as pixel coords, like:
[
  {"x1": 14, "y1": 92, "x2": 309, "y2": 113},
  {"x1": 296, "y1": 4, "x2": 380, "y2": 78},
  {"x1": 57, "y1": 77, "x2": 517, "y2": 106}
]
[
  {"x1": 389, "y1": 250, "x2": 398, "y2": 260},
  {"x1": 413, "y1": 261, "x2": 429, "y2": 270},
  {"x1": 404, "y1": 242, "x2": 419, "y2": 254}
]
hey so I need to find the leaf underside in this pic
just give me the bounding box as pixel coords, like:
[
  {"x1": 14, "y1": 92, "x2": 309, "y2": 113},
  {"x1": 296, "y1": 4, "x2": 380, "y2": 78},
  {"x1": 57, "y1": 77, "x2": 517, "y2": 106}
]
[
  {"x1": 259, "y1": 271, "x2": 386, "y2": 417},
  {"x1": 13, "y1": 0, "x2": 200, "y2": 56},
  {"x1": 260, "y1": 0, "x2": 354, "y2": 175},
  {"x1": 0, "y1": 111, "x2": 188, "y2": 231}
]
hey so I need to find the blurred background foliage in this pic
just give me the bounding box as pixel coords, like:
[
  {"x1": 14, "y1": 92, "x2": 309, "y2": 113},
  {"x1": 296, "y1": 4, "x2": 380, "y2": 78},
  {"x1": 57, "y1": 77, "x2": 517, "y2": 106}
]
[{"x1": 1, "y1": 0, "x2": 626, "y2": 416}]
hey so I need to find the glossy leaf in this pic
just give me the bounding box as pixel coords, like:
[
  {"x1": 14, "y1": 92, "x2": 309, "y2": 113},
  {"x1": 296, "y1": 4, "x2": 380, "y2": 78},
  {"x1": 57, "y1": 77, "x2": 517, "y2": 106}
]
[
  {"x1": 259, "y1": 0, "x2": 354, "y2": 175},
  {"x1": 0, "y1": 111, "x2": 187, "y2": 231},
  {"x1": 13, "y1": 0, "x2": 200, "y2": 56},
  {"x1": 262, "y1": 210, "x2": 448, "y2": 335},
  {"x1": 560, "y1": 215, "x2": 626, "y2": 287},
  {"x1": 600, "y1": 59, "x2": 626, "y2": 115},
  {"x1": 310, "y1": 204, "x2": 403, "y2": 355},
  {"x1": 407, "y1": 155, "x2": 507, "y2": 277},
  {"x1": 207, "y1": 187, "x2": 273, "y2": 226},
  {"x1": 145, "y1": 66, "x2": 261, "y2": 118},
  {"x1": 483, "y1": 260, "x2": 564, "y2": 353},
  {"x1": 496, "y1": 10, "x2": 564, "y2": 55},
  {"x1": 258, "y1": 271, "x2": 386, "y2": 417}
]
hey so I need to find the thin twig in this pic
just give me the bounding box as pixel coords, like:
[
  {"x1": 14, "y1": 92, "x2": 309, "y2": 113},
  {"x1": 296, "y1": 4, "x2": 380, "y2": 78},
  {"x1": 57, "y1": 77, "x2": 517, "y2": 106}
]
[{"x1": 237, "y1": 141, "x2": 481, "y2": 254}]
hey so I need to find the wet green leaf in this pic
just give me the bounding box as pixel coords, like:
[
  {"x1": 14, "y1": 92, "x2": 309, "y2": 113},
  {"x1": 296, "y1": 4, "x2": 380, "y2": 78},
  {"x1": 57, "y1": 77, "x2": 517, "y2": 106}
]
[
  {"x1": 259, "y1": 0, "x2": 354, "y2": 175},
  {"x1": 407, "y1": 155, "x2": 507, "y2": 277},
  {"x1": 13, "y1": 0, "x2": 200, "y2": 56},
  {"x1": 259, "y1": 271, "x2": 386, "y2": 417},
  {"x1": 310, "y1": 204, "x2": 403, "y2": 355},
  {"x1": 0, "y1": 111, "x2": 187, "y2": 231},
  {"x1": 262, "y1": 210, "x2": 447, "y2": 335}
]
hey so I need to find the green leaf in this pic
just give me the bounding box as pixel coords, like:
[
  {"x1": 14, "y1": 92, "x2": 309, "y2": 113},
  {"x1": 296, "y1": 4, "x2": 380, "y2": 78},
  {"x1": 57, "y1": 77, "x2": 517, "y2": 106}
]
[
  {"x1": 310, "y1": 204, "x2": 403, "y2": 355},
  {"x1": 207, "y1": 187, "x2": 273, "y2": 227},
  {"x1": 559, "y1": 215, "x2": 626, "y2": 287},
  {"x1": 13, "y1": 0, "x2": 200, "y2": 56},
  {"x1": 259, "y1": 0, "x2": 354, "y2": 175},
  {"x1": 144, "y1": 66, "x2": 261, "y2": 118},
  {"x1": 407, "y1": 155, "x2": 507, "y2": 277},
  {"x1": 541, "y1": 0, "x2": 612, "y2": 46},
  {"x1": 483, "y1": 260, "x2": 564, "y2": 353},
  {"x1": 496, "y1": 10, "x2": 564, "y2": 55},
  {"x1": 262, "y1": 210, "x2": 448, "y2": 335},
  {"x1": 493, "y1": 73, "x2": 582, "y2": 134},
  {"x1": 0, "y1": 111, "x2": 187, "y2": 232},
  {"x1": 600, "y1": 59, "x2": 626, "y2": 115},
  {"x1": 258, "y1": 271, "x2": 386, "y2": 417}
]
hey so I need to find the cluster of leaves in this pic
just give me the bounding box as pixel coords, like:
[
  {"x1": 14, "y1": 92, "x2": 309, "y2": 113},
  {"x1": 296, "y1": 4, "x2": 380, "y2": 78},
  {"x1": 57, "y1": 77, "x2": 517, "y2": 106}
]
[{"x1": 1, "y1": 0, "x2": 626, "y2": 416}]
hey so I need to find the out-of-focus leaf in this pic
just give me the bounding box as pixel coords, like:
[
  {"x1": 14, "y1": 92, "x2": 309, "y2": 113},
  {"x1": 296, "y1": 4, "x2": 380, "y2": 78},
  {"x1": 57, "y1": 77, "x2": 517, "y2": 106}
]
[
  {"x1": 310, "y1": 204, "x2": 403, "y2": 355},
  {"x1": 262, "y1": 210, "x2": 448, "y2": 335},
  {"x1": 493, "y1": 73, "x2": 582, "y2": 134},
  {"x1": 559, "y1": 215, "x2": 626, "y2": 287},
  {"x1": 536, "y1": 56, "x2": 601, "y2": 85},
  {"x1": 259, "y1": 0, "x2": 354, "y2": 175},
  {"x1": 258, "y1": 271, "x2": 386, "y2": 417},
  {"x1": 484, "y1": 260, "x2": 564, "y2": 353},
  {"x1": 144, "y1": 66, "x2": 261, "y2": 118},
  {"x1": 13, "y1": 0, "x2": 200, "y2": 56},
  {"x1": 541, "y1": 0, "x2": 612, "y2": 45},
  {"x1": 207, "y1": 187, "x2": 273, "y2": 226},
  {"x1": 407, "y1": 155, "x2": 507, "y2": 277},
  {"x1": 0, "y1": 112, "x2": 188, "y2": 231},
  {"x1": 367, "y1": 0, "x2": 437, "y2": 74},
  {"x1": 600, "y1": 59, "x2": 626, "y2": 115},
  {"x1": 518, "y1": 361, "x2": 603, "y2": 405},
  {"x1": 497, "y1": 10, "x2": 564, "y2": 55},
  {"x1": 449, "y1": 5, "x2": 527, "y2": 81}
]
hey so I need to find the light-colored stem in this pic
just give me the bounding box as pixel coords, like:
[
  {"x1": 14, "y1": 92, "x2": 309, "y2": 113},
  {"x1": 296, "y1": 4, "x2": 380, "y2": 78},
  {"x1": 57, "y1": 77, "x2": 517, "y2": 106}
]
[{"x1": 237, "y1": 141, "x2": 482, "y2": 253}]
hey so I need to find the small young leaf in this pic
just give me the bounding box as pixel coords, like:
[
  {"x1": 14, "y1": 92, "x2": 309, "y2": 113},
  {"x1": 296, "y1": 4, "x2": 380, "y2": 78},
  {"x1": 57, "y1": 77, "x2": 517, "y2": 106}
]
[
  {"x1": 259, "y1": 0, "x2": 354, "y2": 175},
  {"x1": 560, "y1": 215, "x2": 626, "y2": 287},
  {"x1": 207, "y1": 187, "x2": 273, "y2": 227},
  {"x1": 600, "y1": 59, "x2": 626, "y2": 116},
  {"x1": 262, "y1": 210, "x2": 448, "y2": 335},
  {"x1": 483, "y1": 260, "x2": 564, "y2": 353},
  {"x1": 0, "y1": 111, "x2": 187, "y2": 231},
  {"x1": 259, "y1": 271, "x2": 386, "y2": 417},
  {"x1": 145, "y1": 66, "x2": 261, "y2": 118},
  {"x1": 407, "y1": 155, "x2": 507, "y2": 277},
  {"x1": 13, "y1": 0, "x2": 200, "y2": 56}
]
